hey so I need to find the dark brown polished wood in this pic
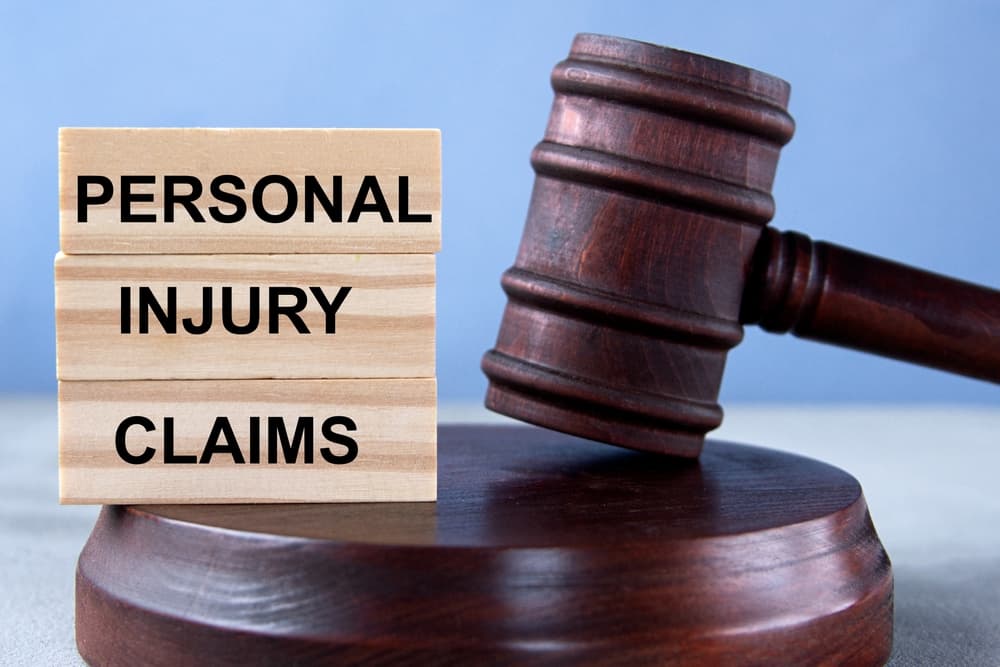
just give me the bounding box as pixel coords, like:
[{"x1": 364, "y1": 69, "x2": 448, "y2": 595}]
[
  {"x1": 744, "y1": 227, "x2": 1000, "y2": 382},
  {"x1": 76, "y1": 425, "x2": 892, "y2": 666},
  {"x1": 482, "y1": 33, "x2": 1000, "y2": 457}
]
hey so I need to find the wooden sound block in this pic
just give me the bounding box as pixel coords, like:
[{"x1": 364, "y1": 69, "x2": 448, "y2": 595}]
[
  {"x1": 59, "y1": 378, "x2": 437, "y2": 504},
  {"x1": 55, "y1": 252, "x2": 435, "y2": 380},
  {"x1": 59, "y1": 128, "x2": 441, "y2": 254},
  {"x1": 76, "y1": 425, "x2": 892, "y2": 665}
]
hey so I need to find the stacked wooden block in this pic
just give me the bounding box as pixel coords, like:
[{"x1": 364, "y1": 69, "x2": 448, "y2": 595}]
[{"x1": 56, "y1": 128, "x2": 440, "y2": 503}]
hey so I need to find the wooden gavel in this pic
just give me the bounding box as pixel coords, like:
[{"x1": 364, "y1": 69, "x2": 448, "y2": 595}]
[{"x1": 482, "y1": 33, "x2": 1000, "y2": 457}]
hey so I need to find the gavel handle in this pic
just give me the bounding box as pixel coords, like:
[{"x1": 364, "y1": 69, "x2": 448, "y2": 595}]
[{"x1": 741, "y1": 227, "x2": 1000, "y2": 383}]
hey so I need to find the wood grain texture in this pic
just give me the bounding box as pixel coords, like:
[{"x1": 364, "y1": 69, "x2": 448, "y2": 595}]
[
  {"x1": 743, "y1": 227, "x2": 1000, "y2": 382},
  {"x1": 59, "y1": 378, "x2": 436, "y2": 504},
  {"x1": 59, "y1": 128, "x2": 441, "y2": 254},
  {"x1": 482, "y1": 33, "x2": 999, "y2": 459},
  {"x1": 55, "y1": 252, "x2": 435, "y2": 380},
  {"x1": 75, "y1": 425, "x2": 893, "y2": 666},
  {"x1": 482, "y1": 34, "x2": 792, "y2": 457}
]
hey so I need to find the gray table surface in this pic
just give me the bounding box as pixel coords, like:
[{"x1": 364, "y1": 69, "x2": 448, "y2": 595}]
[{"x1": 1, "y1": 398, "x2": 997, "y2": 666}]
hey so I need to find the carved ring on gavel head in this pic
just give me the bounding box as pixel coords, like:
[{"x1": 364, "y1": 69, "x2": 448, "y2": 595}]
[{"x1": 482, "y1": 33, "x2": 1000, "y2": 457}]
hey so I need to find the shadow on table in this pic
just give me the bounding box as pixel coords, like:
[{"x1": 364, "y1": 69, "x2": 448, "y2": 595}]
[{"x1": 888, "y1": 557, "x2": 1000, "y2": 666}]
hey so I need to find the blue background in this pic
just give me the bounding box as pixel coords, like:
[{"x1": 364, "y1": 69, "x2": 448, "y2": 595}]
[{"x1": 2, "y1": 1, "x2": 998, "y2": 404}]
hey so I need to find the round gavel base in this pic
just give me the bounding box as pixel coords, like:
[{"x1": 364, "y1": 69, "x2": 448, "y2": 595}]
[{"x1": 76, "y1": 425, "x2": 892, "y2": 666}]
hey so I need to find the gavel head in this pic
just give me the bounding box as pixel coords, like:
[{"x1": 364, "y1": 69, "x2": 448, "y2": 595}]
[{"x1": 482, "y1": 34, "x2": 796, "y2": 457}]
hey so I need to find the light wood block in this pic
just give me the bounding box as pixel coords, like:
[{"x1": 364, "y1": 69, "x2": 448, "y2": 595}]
[
  {"x1": 55, "y1": 253, "x2": 435, "y2": 380},
  {"x1": 58, "y1": 378, "x2": 437, "y2": 504},
  {"x1": 59, "y1": 128, "x2": 441, "y2": 254}
]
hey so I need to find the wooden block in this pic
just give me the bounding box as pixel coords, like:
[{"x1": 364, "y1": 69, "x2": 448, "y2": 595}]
[
  {"x1": 59, "y1": 128, "x2": 441, "y2": 254},
  {"x1": 55, "y1": 252, "x2": 435, "y2": 380},
  {"x1": 58, "y1": 378, "x2": 437, "y2": 504},
  {"x1": 73, "y1": 426, "x2": 892, "y2": 664}
]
